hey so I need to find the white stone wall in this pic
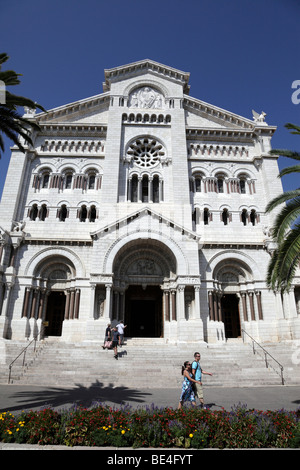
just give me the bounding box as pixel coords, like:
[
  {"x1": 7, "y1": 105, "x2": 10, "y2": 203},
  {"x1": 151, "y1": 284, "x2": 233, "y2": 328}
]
[{"x1": 0, "y1": 60, "x2": 298, "y2": 344}]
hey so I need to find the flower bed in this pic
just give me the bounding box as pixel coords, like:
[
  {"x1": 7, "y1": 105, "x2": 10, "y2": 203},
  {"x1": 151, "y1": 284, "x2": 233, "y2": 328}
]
[{"x1": 0, "y1": 403, "x2": 299, "y2": 448}]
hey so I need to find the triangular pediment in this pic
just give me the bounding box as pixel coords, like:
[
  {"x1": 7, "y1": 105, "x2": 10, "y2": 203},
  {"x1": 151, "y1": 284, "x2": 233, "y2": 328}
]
[
  {"x1": 33, "y1": 92, "x2": 110, "y2": 125},
  {"x1": 103, "y1": 59, "x2": 190, "y2": 94},
  {"x1": 90, "y1": 206, "x2": 201, "y2": 243},
  {"x1": 184, "y1": 95, "x2": 255, "y2": 130}
]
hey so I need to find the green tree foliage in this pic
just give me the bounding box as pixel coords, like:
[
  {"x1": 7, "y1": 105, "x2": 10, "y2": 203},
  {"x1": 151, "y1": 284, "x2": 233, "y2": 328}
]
[
  {"x1": 265, "y1": 123, "x2": 300, "y2": 292},
  {"x1": 0, "y1": 53, "x2": 46, "y2": 155}
]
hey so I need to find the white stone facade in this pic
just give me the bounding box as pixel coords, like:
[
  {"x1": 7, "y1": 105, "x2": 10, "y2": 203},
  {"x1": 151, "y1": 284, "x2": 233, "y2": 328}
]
[{"x1": 0, "y1": 59, "x2": 299, "y2": 344}]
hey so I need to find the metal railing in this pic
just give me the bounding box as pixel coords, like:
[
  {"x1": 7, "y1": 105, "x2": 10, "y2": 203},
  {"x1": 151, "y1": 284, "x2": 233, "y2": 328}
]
[
  {"x1": 241, "y1": 329, "x2": 284, "y2": 385},
  {"x1": 8, "y1": 329, "x2": 44, "y2": 384}
]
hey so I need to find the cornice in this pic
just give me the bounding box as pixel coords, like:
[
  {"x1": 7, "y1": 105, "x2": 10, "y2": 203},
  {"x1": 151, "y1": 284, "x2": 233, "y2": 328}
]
[
  {"x1": 37, "y1": 122, "x2": 107, "y2": 137},
  {"x1": 186, "y1": 126, "x2": 276, "y2": 143},
  {"x1": 35, "y1": 93, "x2": 110, "y2": 123},
  {"x1": 103, "y1": 59, "x2": 190, "y2": 94}
]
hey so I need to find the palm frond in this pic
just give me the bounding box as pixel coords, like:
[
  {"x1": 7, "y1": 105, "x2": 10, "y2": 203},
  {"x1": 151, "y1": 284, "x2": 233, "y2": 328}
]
[
  {"x1": 267, "y1": 226, "x2": 300, "y2": 292},
  {"x1": 270, "y1": 149, "x2": 300, "y2": 160},
  {"x1": 265, "y1": 189, "x2": 300, "y2": 213},
  {"x1": 278, "y1": 164, "x2": 300, "y2": 178},
  {"x1": 285, "y1": 123, "x2": 300, "y2": 134},
  {"x1": 270, "y1": 197, "x2": 300, "y2": 242}
]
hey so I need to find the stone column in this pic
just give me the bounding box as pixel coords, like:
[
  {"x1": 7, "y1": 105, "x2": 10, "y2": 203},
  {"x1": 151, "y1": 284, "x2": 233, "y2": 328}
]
[
  {"x1": 255, "y1": 290, "x2": 263, "y2": 320},
  {"x1": 89, "y1": 285, "x2": 96, "y2": 319},
  {"x1": 22, "y1": 287, "x2": 31, "y2": 318},
  {"x1": 64, "y1": 290, "x2": 71, "y2": 319},
  {"x1": 177, "y1": 286, "x2": 185, "y2": 320},
  {"x1": 241, "y1": 292, "x2": 248, "y2": 321},
  {"x1": 194, "y1": 286, "x2": 201, "y2": 319},
  {"x1": 171, "y1": 290, "x2": 176, "y2": 321},
  {"x1": 104, "y1": 284, "x2": 112, "y2": 319},
  {"x1": 164, "y1": 290, "x2": 170, "y2": 322},
  {"x1": 208, "y1": 291, "x2": 214, "y2": 320},
  {"x1": 248, "y1": 291, "x2": 256, "y2": 321},
  {"x1": 74, "y1": 289, "x2": 81, "y2": 319}
]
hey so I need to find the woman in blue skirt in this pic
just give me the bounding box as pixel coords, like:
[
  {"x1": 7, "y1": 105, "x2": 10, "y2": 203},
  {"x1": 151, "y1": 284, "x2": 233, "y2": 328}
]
[{"x1": 178, "y1": 361, "x2": 201, "y2": 409}]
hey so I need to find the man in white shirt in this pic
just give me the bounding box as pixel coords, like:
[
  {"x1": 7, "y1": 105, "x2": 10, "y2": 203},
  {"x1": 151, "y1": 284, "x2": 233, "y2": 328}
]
[{"x1": 116, "y1": 320, "x2": 127, "y2": 346}]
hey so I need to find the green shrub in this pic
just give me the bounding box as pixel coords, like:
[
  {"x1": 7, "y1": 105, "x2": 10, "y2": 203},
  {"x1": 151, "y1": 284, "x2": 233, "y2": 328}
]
[{"x1": 0, "y1": 404, "x2": 299, "y2": 448}]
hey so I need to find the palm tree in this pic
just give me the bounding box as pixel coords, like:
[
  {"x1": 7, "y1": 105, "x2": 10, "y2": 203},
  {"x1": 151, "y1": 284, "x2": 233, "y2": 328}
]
[
  {"x1": 265, "y1": 123, "x2": 300, "y2": 293},
  {"x1": 0, "y1": 52, "x2": 46, "y2": 155}
]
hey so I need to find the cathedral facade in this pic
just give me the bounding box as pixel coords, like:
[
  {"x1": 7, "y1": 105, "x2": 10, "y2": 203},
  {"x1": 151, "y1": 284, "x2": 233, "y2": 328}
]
[{"x1": 0, "y1": 59, "x2": 299, "y2": 344}]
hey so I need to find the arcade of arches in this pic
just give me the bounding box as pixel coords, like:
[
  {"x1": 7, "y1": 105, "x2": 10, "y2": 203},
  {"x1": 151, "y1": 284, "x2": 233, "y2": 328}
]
[{"x1": 18, "y1": 244, "x2": 271, "y2": 341}]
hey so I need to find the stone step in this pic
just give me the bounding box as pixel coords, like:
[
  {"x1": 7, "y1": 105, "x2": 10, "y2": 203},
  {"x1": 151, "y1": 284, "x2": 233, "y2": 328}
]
[{"x1": 2, "y1": 337, "x2": 292, "y2": 388}]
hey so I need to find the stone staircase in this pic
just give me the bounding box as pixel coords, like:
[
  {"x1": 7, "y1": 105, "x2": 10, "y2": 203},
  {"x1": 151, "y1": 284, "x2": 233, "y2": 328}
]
[{"x1": 1, "y1": 337, "x2": 299, "y2": 388}]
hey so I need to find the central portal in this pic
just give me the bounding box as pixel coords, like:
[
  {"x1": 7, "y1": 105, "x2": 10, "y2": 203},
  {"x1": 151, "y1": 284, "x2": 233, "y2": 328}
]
[{"x1": 125, "y1": 285, "x2": 163, "y2": 337}]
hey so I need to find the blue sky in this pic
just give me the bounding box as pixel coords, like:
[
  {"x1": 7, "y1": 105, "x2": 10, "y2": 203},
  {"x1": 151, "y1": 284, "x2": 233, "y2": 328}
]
[{"x1": 0, "y1": 0, "x2": 299, "y2": 198}]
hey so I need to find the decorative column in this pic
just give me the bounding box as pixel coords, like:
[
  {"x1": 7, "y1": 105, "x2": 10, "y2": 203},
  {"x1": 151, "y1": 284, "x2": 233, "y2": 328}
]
[
  {"x1": 164, "y1": 290, "x2": 170, "y2": 322},
  {"x1": 241, "y1": 292, "x2": 248, "y2": 321},
  {"x1": 127, "y1": 177, "x2": 132, "y2": 202},
  {"x1": 171, "y1": 290, "x2": 176, "y2": 321},
  {"x1": 22, "y1": 287, "x2": 31, "y2": 318},
  {"x1": 194, "y1": 286, "x2": 201, "y2": 319},
  {"x1": 64, "y1": 290, "x2": 71, "y2": 319},
  {"x1": 255, "y1": 290, "x2": 263, "y2": 320},
  {"x1": 248, "y1": 291, "x2": 256, "y2": 320},
  {"x1": 208, "y1": 291, "x2": 214, "y2": 320},
  {"x1": 89, "y1": 285, "x2": 96, "y2": 318},
  {"x1": 138, "y1": 176, "x2": 142, "y2": 203},
  {"x1": 30, "y1": 289, "x2": 39, "y2": 318},
  {"x1": 177, "y1": 286, "x2": 185, "y2": 320},
  {"x1": 69, "y1": 290, "x2": 75, "y2": 319},
  {"x1": 104, "y1": 284, "x2": 112, "y2": 319},
  {"x1": 217, "y1": 293, "x2": 222, "y2": 322},
  {"x1": 74, "y1": 289, "x2": 81, "y2": 319},
  {"x1": 213, "y1": 292, "x2": 218, "y2": 321}
]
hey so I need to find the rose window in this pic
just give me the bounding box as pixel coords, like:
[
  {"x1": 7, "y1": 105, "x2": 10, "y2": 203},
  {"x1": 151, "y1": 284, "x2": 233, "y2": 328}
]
[{"x1": 127, "y1": 138, "x2": 165, "y2": 168}]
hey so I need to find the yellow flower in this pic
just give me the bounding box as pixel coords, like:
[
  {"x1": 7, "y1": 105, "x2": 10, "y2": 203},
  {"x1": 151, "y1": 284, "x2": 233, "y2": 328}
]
[
  {"x1": 189, "y1": 433, "x2": 193, "y2": 438},
  {"x1": 121, "y1": 430, "x2": 125, "y2": 435}
]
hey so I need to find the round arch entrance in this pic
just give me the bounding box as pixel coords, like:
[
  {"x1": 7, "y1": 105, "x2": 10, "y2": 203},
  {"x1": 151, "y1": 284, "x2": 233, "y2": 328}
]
[
  {"x1": 210, "y1": 256, "x2": 255, "y2": 339},
  {"x1": 112, "y1": 239, "x2": 177, "y2": 338}
]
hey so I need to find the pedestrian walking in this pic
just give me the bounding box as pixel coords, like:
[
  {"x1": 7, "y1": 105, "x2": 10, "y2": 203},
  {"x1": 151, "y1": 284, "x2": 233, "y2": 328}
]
[
  {"x1": 191, "y1": 352, "x2": 213, "y2": 408},
  {"x1": 178, "y1": 361, "x2": 201, "y2": 409},
  {"x1": 111, "y1": 327, "x2": 119, "y2": 359},
  {"x1": 102, "y1": 323, "x2": 112, "y2": 349},
  {"x1": 116, "y1": 320, "x2": 127, "y2": 346}
]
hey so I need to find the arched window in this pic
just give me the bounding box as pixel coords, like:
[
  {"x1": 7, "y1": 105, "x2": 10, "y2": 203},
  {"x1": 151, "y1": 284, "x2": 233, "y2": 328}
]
[
  {"x1": 250, "y1": 209, "x2": 257, "y2": 225},
  {"x1": 89, "y1": 205, "x2": 97, "y2": 222},
  {"x1": 239, "y1": 178, "x2": 246, "y2": 194},
  {"x1": 64, "y1": 172, "x2": 73, "y2": 189},
  {"x1": 88, "y1": 174, "x2": 96, "y2": 190},
  {"x1": 29, "y1": 204, "x2": 38, "y2": 221},
  {"x1": 222, "y1": 208, "x2": 229, "y2": 225},
  {"x1": 204, "y1": 208, "x2": 210, "y2": 225},
  {"x1": 195, "y1": 177, "x2": 201, "y2": 192},
  {"x1": 241, "y1": 209, "x2": 248, "y2": 226},
  {"x1": 58, "y1": 204, "x2": 68, "y2": 221},
  {"x1": 39, "y1": 204, "x2": 48, "y2": 221},
  {"x1": 42, "y1": 173, "x2": 50, "y2": 189},
  {"x1": 153, "y1": 175, "x2": 160, "y2": 203},
  {"x1": 142, "y1": 175, "x2": 149, "y2": 202},
  {"x1": 79, "y1": 205, "x2": 87, "y2": 222},
  {"x1": 131, "y1": 175, "x2": 138, "y2": 202},
  {"x1": 217, "y1": 177, "x2": 224, "y2": 193}
]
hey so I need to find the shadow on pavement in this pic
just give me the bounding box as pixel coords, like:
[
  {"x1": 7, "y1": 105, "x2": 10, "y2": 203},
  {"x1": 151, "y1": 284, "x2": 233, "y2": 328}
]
[{"x1": 0, "y1": 381, "x2": 153, "y2": 414}]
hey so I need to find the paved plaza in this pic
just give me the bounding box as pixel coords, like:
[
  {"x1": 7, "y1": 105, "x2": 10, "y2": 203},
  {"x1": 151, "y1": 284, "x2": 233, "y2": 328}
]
[{"x1": 0, "y1": 383, "x2": 299, "y2": 415}]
